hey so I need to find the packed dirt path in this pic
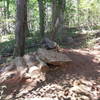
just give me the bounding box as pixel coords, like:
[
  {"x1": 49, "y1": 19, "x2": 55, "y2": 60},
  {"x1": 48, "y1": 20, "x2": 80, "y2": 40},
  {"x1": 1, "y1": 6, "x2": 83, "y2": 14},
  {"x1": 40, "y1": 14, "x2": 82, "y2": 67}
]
[{"x1": 1, "y1": 48, "x2": 100, "y2": 100}]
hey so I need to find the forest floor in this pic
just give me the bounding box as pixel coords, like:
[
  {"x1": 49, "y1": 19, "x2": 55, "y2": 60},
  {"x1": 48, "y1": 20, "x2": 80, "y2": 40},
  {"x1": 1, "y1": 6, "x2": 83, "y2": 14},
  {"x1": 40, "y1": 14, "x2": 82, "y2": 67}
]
[
  {"x1": 0, "y1": 30, "x2": 100, "y2": 100},
  {"x1": 2, "y1": 48, "x2": 100, "y2": 100}
]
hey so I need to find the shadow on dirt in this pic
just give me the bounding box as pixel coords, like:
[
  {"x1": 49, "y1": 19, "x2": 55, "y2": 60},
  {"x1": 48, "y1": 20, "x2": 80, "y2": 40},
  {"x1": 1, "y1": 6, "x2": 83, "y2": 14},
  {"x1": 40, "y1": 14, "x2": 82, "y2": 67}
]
[
  {"x1": 29, "y1": 49, "x2": 100, "y2": 91},
  {"x1": 45, "y1": 49, "x2": 100, "y2": 83}
]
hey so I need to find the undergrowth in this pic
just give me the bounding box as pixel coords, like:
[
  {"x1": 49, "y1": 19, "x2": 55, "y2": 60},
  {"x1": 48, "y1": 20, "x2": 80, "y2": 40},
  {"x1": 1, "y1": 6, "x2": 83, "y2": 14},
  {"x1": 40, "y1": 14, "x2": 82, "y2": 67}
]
[{"x1": 0, "y1": 29, "x2": 99, "y2": 56}]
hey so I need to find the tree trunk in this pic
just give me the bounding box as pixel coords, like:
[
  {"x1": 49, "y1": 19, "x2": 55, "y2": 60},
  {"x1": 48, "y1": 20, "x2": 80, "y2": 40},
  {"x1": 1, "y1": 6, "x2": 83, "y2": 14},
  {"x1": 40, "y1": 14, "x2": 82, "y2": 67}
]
[
  {"x1": 25, "y1": 0, "x2": 29, "y2": 37},
  {"x1": 3, "y1": 0, "x2": 6, "y2": 34},
  {"x1": 14, "y1": 0, "x2": 27, "y2": 56},
  {"x1": 7, "y1": 0, "x2": 10, "y2": 19},
  {"x1": 51, "y1": 0, "x2": 57, "y2": 40},
  {"x1": 51, "y1": 0, "x2": 65, "y2": 41},
  {"x1": 77, "y1": 0, "x2": 80, "y2": 27},
  {"x1": 7, "y1": 0, "x2": 11, "y2": 33},
  {"x1": 38, "y1": 0, "x2": 45, "y2": 38}
]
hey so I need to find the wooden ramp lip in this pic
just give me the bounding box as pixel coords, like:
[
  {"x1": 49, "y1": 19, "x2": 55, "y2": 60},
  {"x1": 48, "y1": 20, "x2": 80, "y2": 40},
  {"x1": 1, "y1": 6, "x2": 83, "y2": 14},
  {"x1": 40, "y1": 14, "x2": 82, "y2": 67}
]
[{"x1": 37, "y1": 48, "x2": 72, "y2": 64}]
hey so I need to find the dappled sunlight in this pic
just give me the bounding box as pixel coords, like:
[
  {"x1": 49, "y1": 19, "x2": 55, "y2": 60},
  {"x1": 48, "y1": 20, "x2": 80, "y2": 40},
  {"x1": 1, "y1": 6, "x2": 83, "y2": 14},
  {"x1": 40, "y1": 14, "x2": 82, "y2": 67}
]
[{"x1": 0, "y1": 34, "x2": 15, "y2": 43}]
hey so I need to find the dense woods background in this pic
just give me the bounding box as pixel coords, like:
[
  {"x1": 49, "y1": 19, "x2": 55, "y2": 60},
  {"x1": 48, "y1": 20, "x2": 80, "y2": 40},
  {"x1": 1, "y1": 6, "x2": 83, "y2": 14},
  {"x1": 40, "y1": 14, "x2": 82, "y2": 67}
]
[{"x1": 0, "y1": 0, "x2": 100, "y2": 56}]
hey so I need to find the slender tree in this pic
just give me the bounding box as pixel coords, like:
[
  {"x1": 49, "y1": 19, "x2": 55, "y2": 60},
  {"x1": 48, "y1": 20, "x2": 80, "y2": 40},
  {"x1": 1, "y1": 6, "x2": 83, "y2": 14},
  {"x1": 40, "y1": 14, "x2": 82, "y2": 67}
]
[
  {"x1": 25, "y1": 0, "x2": 29, "y2": 37},
  {"x1": 38, "y1": 0, "x2": 45, "y2": 37},
  {"x1": 14, "y1": 0, "x2": 27, "y2": 56},
  {"x1": 77, "y1": 0, "x2": 80, "y2": 26},
  {"x1": 3, "y1": 0, "x2": 7, "y2": 34},
  {"x1": 51, "y1": 0, "x2": 65, "y2": 40},
  {"x1": 7, "y1": 0, "x2": 10, "y2": 19}
]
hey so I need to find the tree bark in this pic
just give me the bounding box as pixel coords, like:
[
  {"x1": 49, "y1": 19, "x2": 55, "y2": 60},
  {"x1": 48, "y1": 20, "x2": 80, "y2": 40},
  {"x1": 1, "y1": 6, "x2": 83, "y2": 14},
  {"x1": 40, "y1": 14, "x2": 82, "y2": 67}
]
[
  {"x1": 38, "y1": 0, "x2": 45, "y2": 38},
  {"x1": 77, "y1": 0, "x2": 80, "y2": 27},
  {"x1": 7, "y1": 0, "x2": 10, "y2": 19},
  {"x1": 51, "y1": 0, "x2": 65, "y2": 41},
  {"x1": 25, "y1": 0, "x2": 29, "y2": 37},
  {"x1": 14, "y1": 0, "x2": 27, "y2": 56}
]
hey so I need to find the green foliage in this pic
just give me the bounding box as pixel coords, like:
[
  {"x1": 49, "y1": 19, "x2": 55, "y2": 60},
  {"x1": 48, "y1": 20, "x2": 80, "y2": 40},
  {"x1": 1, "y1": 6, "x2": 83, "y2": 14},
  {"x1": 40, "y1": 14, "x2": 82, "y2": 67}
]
[
  {"x1": 0, "y1": 33, "x2": 41, "y2": 55},
  {"x1": 65, "y1": 0, "x2": 77, "y2": 26},
  {"x1": 0, "y1": 40, "x2": 15, "y2": 55},
  {"x1": 0, "y1": 0, "x2": 100, "y2": 54},
  {"x1": 0, "y1": 0, "x2": 99, "y2": 35},
  {"x1": 64, "y1": 0, "x2": 100, "y2": 28}
]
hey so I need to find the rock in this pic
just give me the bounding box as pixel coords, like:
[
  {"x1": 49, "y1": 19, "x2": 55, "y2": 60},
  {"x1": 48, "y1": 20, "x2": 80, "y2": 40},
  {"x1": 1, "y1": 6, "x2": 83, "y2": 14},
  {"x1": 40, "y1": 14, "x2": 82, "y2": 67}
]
[
  {"x1": 41, "y1": 38, "x2": 58, "y2": 50},
  {"x1": 66, "y1": 37, "x2": 74, "y2": 44},
  {"x1": 0, "y1": 57, "x2": 28, "y2": 84},
  {"x1": 28, "y1": 66, "x2": 42, "y2": 79},
  {"x1": 5, "y1": 93, "x2": 13, "y2": 100},
  {"x1": 93, "y1": 45, "x2": 100, "y2": 50},
  {"x1": 37, "y1": 48, "x2": 72, "y2": 66},
  {"x1": 0, "y1": 62, "x2": 19, "y2": 84},
  {"x1": 95, "y1": 37, "x2": 100, "y2": 43},
  {"x1": 80, "y1": 79, "x2": 93, "y2": 87},
  {"x1": 62, "y1": 36, "x2": 74, "y2": 44},
  {"x1": 0, "y1": 70, "x2": 21, "y2": 84},
  {"x1": 0, "y1": 62, "x2": 16, "y2": 74},
  {"x1": 28, "y1": 66, "x2": 40, "y2": 74},
  {"x1": 23, "y1": 53, "x2": 38, "y2": 67},
  {"x1": 80, "y1": 96, "x2": 90, "y2": 100}
]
